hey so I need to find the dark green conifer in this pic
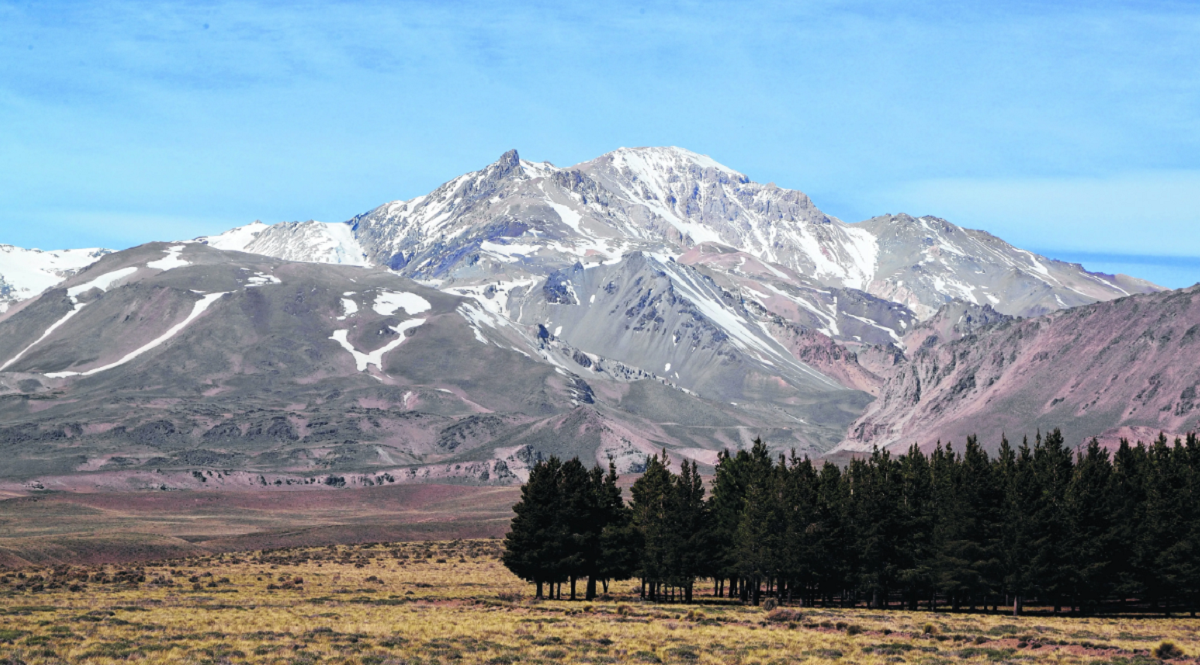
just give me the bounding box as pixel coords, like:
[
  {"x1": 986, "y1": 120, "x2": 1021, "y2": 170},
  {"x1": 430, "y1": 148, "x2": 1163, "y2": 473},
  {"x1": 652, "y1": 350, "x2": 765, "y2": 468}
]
[{"x1": 502, "y1": 457, "x2": 565, "y2": 598}]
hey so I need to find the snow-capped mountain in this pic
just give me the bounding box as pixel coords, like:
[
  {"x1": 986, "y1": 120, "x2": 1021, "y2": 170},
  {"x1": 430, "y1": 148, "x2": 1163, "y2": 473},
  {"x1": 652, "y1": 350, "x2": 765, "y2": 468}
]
[
  {"x1": 200, "y1": 148, "x2": 1159, "y2": 386},
  {"x1": 0, "y1": 146, "x2": 1179, "y2": 487},
  {"x1": 0, "y1": 244, "x2": 112, "y2": 313},
  {"x1": 214, "y1": 147, "x2": 1158, "y2": 319}
]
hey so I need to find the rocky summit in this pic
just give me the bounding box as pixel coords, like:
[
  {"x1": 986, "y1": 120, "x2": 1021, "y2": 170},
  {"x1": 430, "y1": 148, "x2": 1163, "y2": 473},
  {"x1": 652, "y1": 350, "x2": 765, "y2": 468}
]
[{"x1": 0, "y1": 147, "x2": 1181, "y2": 490}]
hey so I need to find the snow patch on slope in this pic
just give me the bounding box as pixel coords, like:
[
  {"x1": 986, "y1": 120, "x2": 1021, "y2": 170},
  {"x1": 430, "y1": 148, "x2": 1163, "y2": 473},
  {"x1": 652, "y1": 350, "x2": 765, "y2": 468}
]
[
  {"x1": 68, "y1": 267, "x2": 138, "y2": 297},
  {"x1": 245, "y1": 272, "x2": 281, "y2": 287},
  {"x1": 47, "y1": 292, "x2": 227, "y2": 378},
  {"x1": 330, "y1": 318, "x2": 426, "y2": 371},
  {"x1": 147, "y1": 246, "x2": 190, "y2": 271},
  {"x1": 372, "y1": 291, "x2": 431, "y2": 316},
  {"x1": 0, "y1": 306, "x2": 88, "y2": 371}
]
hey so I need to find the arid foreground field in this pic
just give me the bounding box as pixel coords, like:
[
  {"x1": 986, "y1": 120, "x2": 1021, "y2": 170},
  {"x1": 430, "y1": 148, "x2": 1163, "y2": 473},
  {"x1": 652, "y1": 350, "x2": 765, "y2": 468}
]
[{"x1": 0, "y1": 540, "x2": 1196, "y2": 665}]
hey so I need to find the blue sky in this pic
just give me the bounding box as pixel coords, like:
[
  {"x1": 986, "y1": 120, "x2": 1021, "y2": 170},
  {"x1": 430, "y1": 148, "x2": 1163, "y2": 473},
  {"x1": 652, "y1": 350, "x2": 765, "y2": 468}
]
[{"x1": 2, "y1": 0, "x2": 1198, "y2": 287}]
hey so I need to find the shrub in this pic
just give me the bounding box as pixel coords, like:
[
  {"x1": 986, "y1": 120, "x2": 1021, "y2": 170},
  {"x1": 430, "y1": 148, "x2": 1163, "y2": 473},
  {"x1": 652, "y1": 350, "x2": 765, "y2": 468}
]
[
  {"x1": 766, "y1": 608, "x2": 801, "y2": 623},
  {"x1": 761, "y1": 597, "x2": 779, "y2": 611},
  {"x1": 1154, "y1": 641, "x2": 1186, "y2": 660},
  {"x1": 958, "y1": 647, "x2": 1017, "y2": 661},
  {"x1": 862, "y1": 643, "x2": 916, "y2": 656}
]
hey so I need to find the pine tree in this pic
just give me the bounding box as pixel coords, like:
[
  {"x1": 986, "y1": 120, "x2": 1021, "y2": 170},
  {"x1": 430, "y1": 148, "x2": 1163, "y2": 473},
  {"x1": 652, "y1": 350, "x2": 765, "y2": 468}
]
[
  {"x1": 896, "y1": 444, "x2": 934, "y2": 610},
  {"x1": 708, "y1": 438, "x2": 772, "y2": 600},
  {"x1": 733, "y1": 439, "x2": 781, "y2": 605},
  {"x1": 665, "y1": 459, "x2": 709, "y2": 602},
  {"x1": 557, "y1": 457, "x2": 595, "y2": 600},
  {"x1": 630, "y1": 451, "x2": 674, "y2": 601},
  {"x1": 933, "y1": 436, "x2": 1000, "y2": 611},
  {"x1": 735, "y1": 462, "x2": 783, "y2": 605},
  {"x1": 596, "y1": 462, "x2": 639, "y2": 595},
  {"x1": 780, "y1": 453, "x2": 820, "y2": 606},
  {"x1": 1109, "y1": 438, "x2": 1150, "y2": 607},
  {"x1": 999, "y1": 435, "x2": 1037, "y2": 615},
  {"x1": 502, "y1": 457, "x2": 565, "y2": 598},
  {"x1": 1065, "y1": 438, "x2": 1115, "y2": 614},
  {"x1": 1174, "y1": 433, "x2": 1200, "y2": 615},
  {"x1": 813, "y1": 460, "x2": 850, "y2": 605},
  {"x1": 1144, "y1": 434, "x2": 1191, "y2": 614},
  {"x1": 849, "y1": 448, "x2": 902, "y2": 608},
  {"x1": 1029, "y1": 429, "x2": 1074, "y2": 612}
]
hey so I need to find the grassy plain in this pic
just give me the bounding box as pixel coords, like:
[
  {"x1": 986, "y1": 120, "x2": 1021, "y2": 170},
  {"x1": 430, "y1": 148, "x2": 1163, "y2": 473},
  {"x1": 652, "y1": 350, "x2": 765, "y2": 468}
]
[{"x1": 1, "y1": 539, "x2": 1198, "y2": 665}]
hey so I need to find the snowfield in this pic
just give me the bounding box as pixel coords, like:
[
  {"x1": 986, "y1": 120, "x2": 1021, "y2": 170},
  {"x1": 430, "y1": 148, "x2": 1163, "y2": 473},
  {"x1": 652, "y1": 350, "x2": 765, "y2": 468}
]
[
  {"x1": 372, "y1": 291, "x2": 431, "y2": 316},
  {"x1": 330, "y1": 318, "x2": 426, "y2": 372}
]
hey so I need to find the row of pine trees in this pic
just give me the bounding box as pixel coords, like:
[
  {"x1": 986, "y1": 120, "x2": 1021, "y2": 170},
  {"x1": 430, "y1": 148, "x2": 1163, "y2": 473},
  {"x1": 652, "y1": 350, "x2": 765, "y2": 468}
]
[{"x1": 502, "y1": 430, "x2": 1200, "y2": 615}]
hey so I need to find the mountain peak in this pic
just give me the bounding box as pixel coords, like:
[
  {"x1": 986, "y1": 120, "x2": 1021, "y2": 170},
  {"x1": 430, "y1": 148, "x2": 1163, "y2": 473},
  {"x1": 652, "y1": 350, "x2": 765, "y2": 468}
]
[
  {"x1": 601, "y1": 146, "x2": 747, "y2": 181},
  {"x1": 497, "y1": 149, "x2": 520, "y2": 167}
]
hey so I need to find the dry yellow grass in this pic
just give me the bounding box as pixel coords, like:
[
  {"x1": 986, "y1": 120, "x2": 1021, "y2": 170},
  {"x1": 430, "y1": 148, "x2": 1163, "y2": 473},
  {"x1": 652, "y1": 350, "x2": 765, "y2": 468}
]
[{"x1": 1, "y1": 540, "x2": 1197, "y2": 664}]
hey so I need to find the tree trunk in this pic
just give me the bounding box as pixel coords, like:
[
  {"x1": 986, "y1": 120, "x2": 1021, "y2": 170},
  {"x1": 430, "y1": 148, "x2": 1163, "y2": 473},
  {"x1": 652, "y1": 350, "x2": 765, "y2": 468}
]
[
  {"x1": 1013, "y1": 594, "x2": 1022, "y2": 617},
  {"x1": 685, "y1": 582, "x2": 693, "y2": 604},
  {"x1": 536, "y1": 580, "x2": 543, "y2": 599},
  {"x1": 586, "y1": 576, "x2": 596, "y2": 601},
  {"x1": 570, "y1": 576, "x2": 577, "y2": 601}
]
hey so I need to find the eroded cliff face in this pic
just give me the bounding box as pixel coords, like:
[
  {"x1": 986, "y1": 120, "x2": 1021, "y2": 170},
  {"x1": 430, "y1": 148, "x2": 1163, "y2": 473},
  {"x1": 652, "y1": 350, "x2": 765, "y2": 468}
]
[{"x1": 837, "y1": 286, "x2": 1200, "y2": 454}]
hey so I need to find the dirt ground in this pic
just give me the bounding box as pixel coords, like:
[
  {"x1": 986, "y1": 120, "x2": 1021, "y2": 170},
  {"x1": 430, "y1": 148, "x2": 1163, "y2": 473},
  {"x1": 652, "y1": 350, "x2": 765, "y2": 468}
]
[{"x1": 0, "y1": 484, "x2": 519, "y2": 567}]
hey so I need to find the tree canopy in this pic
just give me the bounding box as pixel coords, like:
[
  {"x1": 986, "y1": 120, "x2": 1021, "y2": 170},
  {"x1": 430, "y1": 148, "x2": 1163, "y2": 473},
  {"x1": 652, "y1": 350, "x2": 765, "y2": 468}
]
[{"x1": 503, "y1": 432, "x2": 1200, "y2": 615}]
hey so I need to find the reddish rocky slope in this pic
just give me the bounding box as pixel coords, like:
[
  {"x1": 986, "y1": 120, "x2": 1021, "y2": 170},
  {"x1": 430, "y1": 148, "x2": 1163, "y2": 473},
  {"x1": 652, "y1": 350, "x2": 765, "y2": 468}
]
[{"x1": 838, "y1": 285, "x2": 1200, "y2": 453}]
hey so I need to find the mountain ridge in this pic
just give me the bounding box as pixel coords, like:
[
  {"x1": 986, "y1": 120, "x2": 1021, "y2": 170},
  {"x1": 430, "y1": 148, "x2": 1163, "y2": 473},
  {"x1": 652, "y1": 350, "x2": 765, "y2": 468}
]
[
  {"x1": 0, "y1": 146, "x2": 1184, "y2": 487},
  {"x1": 836, "y1": 285, "x2": 1200, "y2": 454}
]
